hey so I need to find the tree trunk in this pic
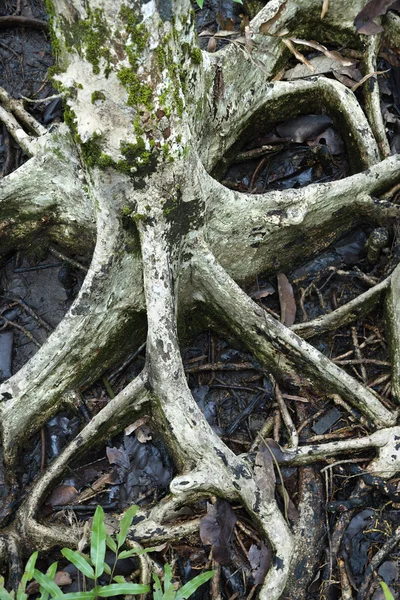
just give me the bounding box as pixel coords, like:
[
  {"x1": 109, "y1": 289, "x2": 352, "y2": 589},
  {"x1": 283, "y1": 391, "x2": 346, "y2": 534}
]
[{"x1": 1, "y1": 0, "x2": 400, "y2": 597}]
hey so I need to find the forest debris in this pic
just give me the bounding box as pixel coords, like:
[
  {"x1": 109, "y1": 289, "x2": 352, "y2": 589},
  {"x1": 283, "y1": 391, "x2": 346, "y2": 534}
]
[
  {"x1": 277, "y1": 273, "x2": 296, "y2": 326},
  {"x1": 45, "y1": 485, "x2": 78, "y2": 508},
  {"x1": 254, "y1": 445, "x2": 276, "y2": 502},
  {"x1": 250, "y1": 283, "x2": 275, "y2": 300},
  {"x1": 281, "y1": 38, "x2": 313, "y2": 71},
  {"x1": 248, "y1": 543, "x2": 272, "y2": 584},
  {"x1": 259, "y1": 1, "x2": 287, "y2": 34},
  {"x1": 199, "y1": 499, "x2": 237, "y2": 564},
  {"x1": 275, "y1": 114, "x2": 333, "y2": 143},
  {"x1": 311, "y1": 407, "x2": 342, "y2": 435},
  {"x1": 321, "y1": 0, "x2": 329, "y2": 19},
  {"x1": 354, "y1": 0, "x2": 400, "y2": 34}
]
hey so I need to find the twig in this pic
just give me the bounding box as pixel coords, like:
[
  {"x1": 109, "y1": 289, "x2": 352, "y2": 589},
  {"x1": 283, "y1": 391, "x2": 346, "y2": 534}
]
[
  {"x1": 0, "y1": 15, "x2": 48, "y2": 30},
  {"x1": 270, "y1": 375, "x2": 298, "y2": 448},
  {"x1": 351, "y1": 327, "x2": 368, "y2": 383},
  {"x1": 40, "y1": 427, "x2": 46, "y2": 472},
  {"x1": 49, "y1": 246, "x2": 88, "y2": 272}
]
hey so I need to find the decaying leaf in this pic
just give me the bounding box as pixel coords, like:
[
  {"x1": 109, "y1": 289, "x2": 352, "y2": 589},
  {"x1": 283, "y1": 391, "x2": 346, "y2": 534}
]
[
  {"x1": 288, "y1": 38, "x2": 354, "y2": 66},
  {"x1": 106, "y1": 446, "x2": 130, "y2": 469},
  {"x1": 207, "y1": 36, "x2": 217, "y2": 53},
  {"x1": 254, "y1": 446, "x2": 276, "y2": 502},
  {"x1": 354, "y1": 0, "x2": 400, "y2": 34},
  {"x1": 351, "y1": 69, "x2": 390, "y2": 92},
  {"x1": 310, "y1": 127, "x2": 346, "y2": 155},
  {"x1": 26, "y1": 572, "x2": 72, "y2": 595},
  {"x1": 45, "y1": 485, "x2": 78, "y2": 508},
  {"x1": 248, "y1": 543, "x2": 272, "y2": 584},
  {"x1": 135, "y1": 424, "x2": 152, "y2": 443},
  {"x1": 125, "y1": 416, "x2": 150, "y2": 436},
  {"x1": 199, "y1": 499, "x2": 237, "y2": 564},
  {"x1": 250, "y1": 283, "x2": 275, "y2": 300},
  {"x1": 259, "y1": 1, "x2": 287, "y2": 34},
  {"x1": 277, "y1": 273, "x2": 296, "y2": 326},
  {"x1": 281, "y1": 38, "x2": 314, "y2": 71},
  {"x1": 321, "y1": 0, "x2": 329, "y2": 19},
  {"x1": 284, "y1": 56, "x2": 347, "y2": 80},
  {"x1": 276, "y1": 114, "x2": 333, "y2": 142}
]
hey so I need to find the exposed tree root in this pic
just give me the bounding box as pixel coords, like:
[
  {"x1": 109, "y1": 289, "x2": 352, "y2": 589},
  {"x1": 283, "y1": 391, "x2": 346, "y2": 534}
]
[{"x1": 0, "y1": 0, "x2": 400, "y2": 598}]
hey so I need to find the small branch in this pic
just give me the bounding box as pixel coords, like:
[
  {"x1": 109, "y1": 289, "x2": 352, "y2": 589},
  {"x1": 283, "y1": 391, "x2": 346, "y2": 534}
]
[
  {"x1": 270, "y1": 375, "x2": 298, "y2": 448},
  {"x1": 0, "y1": 85, "x2": 47, "y2": 138},
  {"x1": 291, "y1": 275, "x2": 391, "y2": 339},
  {"x1": 0, "y1": 15, "x2": 48, "y2": 30},
  {"x1": 192, "y1": 244, "x2": 396, "y2": 427}
]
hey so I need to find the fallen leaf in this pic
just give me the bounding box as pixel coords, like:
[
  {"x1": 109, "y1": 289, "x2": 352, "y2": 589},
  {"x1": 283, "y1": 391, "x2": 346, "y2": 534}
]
[
  {"x1": 45, "y1": 485, "x2": 78, "y2": 508},
  {"x1": 277, "y1": 273, "x2": 296, "y2": 326},
  {"x1": 276, "y1": 114, "x2": 333, "y2": 143},
  {"x1": 125, "y1": 416, "x2": 150, "y2": 436},
  {"x1": 207, "y1": 36, "x2": 217, "y2": 52},
  {"x1": 254, "y1": 446, "x2": 276, "y2": 502},
  {"x1": 199, "y1": 499, "x2": 237, "y2": 564},
  {"x1": 248, "y1": 543, "x2": 272, "y2": 584},
  {"x1": 281, "y1": 38, "x2": 314, "y2": 71},
  {"x1": 259, "y1": 1, "x2": 287, "y2": 34},
  {"x1": 106, "y1": 446, "x2": 130, "y2": 469},
  {"x1": 288, "y1": 38, "x2": 354, "y2": 66},
  {"x1": 135, "y1": 424, "x2": 152, "y2": 443},
  {"x1": 54, "y1": 572, "x2": 73, "y2": 586},
  {"x1": 321, "y1": 0, "x2": 329, "y2": 19},
  {"x1": 354, "y1": 0, "x2": 400, "y2": 33},
  {"x1": 250, "y1": 283, "x2": 275, "y2": 300}
]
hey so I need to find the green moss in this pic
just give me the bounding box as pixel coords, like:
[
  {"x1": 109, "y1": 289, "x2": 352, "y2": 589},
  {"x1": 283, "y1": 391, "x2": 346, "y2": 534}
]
[
  {"x1": 132, "y1": 213, "x2": 147, "y2": 222},
  {"x1": 60, "y1": 8, "x2": 112, "y2": 76},
  {"x1": 176, "y1": 134, "x2": 182, "y2": 143},
  {"x1": 190, "y1": 47, "x2": 202, "y2": 65},
  {"x1": 77, "y1": 83, "x2": 83, "y2": 89},
  {"x1": 120, "y1": 139, "x2": 152, "y2": 166},
  {"x1": 80, "y1": 132, "x2": 103, "y2": 168},
  {"x1": 98, "y1": 153, "x2": 115, "y2": 168},
  {"x1": 121, "y1": 206, "x2": 132, "y2": 217},
  {"x1": 63, "y1": 105, "x2": 78, "y2": 137},
  {"x1": 117, "y1": 67, "x2": 153, "y2": 109},
  {"x1": 162, "y1": 143, "x2": 169, "y2": 158},
  {"x1": 156, "y1": 46, "x2": 167, "y2": 70},
  {"x1": 91, "y1": 90, "x2": 106, "y2": 103}
]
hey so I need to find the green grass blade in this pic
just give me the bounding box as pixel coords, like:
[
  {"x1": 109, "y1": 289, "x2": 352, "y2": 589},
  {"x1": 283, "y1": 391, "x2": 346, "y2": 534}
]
[
  {"x1": 116, "y1": 506, "x2": 138, "y2": 549},
  {"x1": 380, "y1": 582, "x2": 395, "y2": 600},
  {"x1": 90, "y1": 506, "x2": 106, "y2": 579},
  {"x1": 60, "y1": 592, "x2": 96, "y2": 600},
  {"x1": 0, "y1": 583, "x2": 15, "y2": 600},
  {"x1": 20, "y1": 552, "x2": 38, "y2": 590},
  {"x1": 152, "y1": 574, "x2": 163, "y2": 600},
  {"x1": 196, "y1": 0, "x2": 204, "y2": 7},
  {"x1": 33, "y1": 570, "x2": 63, "y2": 598},
  {"x1": 61, "y1": 549, "x2": 95, "y2": 580},
  {"x1": 97, "y1": 583, "x2": 150, "y2": 596},
  {"x1": 176, "y1": 571, "x2": 215, "y2": 599}
]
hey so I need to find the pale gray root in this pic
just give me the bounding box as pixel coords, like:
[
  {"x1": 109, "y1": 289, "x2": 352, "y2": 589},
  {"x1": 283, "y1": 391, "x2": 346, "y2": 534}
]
[
  {"x1": 201, "y1": 153, "x2": 400, "y2": 283},
  {"x1": 0, "y1": 125, "x2": 95, "y2": 257},
  {"x1": 191, "y1": 244, "x2": 396, "y2": 427},
  {"x1": 0, "y1": 85, "x2": 47, "y2": 138},
  {"x1": 292, "y1": 275, "x2": 392, "y2": 339},
  {"x1": 0, "y1": 105, "x2": 39, "y2": 156},
  {"x1": 363, "y1": 35, "x2": 391, "y2": 159},
  {"x1": 137, "y1": 210, "x2": 293, "y2": 600},
  {"x1": 0, "y1": 169, "x2": 146, "y2": 469},
  {"x1": 385, "y1": 262, "x2": 400, "y2": 402},
  {"x1": 16, "y1": 372, "x2": 150, "y2": 552},
  {"x1": 198, "y1": 0, "x2": 370, "y2": 169},
  {"x1": 275, "y1": 426, "x2": 400, "y2": 476}
]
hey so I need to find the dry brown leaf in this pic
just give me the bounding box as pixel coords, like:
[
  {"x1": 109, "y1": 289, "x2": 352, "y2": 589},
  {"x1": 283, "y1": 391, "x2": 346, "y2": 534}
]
[
  {"x1": 250, "y1": 283, "x2": 275, "y2": 300},
  {"x1": 277, "y1": 273, "x2": 296, "y2": 326},
  {"x1": 207, "y1": 36, "x2": 217, "y2": 53},
  {"x1": 284, "y1": 56, "x2": 352, "y2": 80},
  {"x1": 351, "y1": 69, "x2": 390, "y2": 92},
  {"x1": 354, "y1": 0, "x2": 400, "y2": 34},
  {"x1": 125, "y1": 416, "x2": 150, "y2": 436},
  {"x1": 199, "y1": 29, "x2": 215, "y2": 37},
  {"x1": 213, "y1": 30, "x2": 238, "y2": 38},
  {"x1": 259, "y1": 1, "x2": 287, "y2": 34},
  {"x1": 135, "y1": 424, "x2": 153, "y2": 443},
  {"x1": 281, "y1": 38, "x2": 314, "y2": 71},
  {"x1": 288, "y1": 38, "x2": 354, "y2": 66},
  {"x1": 45, "y1": 485, "x2": 78, "y2": 508},
  {"x1": 254, "y1": 446, "x2": 276, "y2": 502},
  {"x1": 321, "y1": 0, "x2": 329, "y2": 19}
]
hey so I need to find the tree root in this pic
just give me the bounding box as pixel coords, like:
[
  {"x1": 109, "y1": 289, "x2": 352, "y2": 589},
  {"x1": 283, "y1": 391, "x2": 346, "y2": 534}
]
[
  {"x1": 292, "y1": 273, "x2": 392, "y2": 339},
  {"x1": 191, "y1": 243, "x2": 396, "y2": 426}
]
